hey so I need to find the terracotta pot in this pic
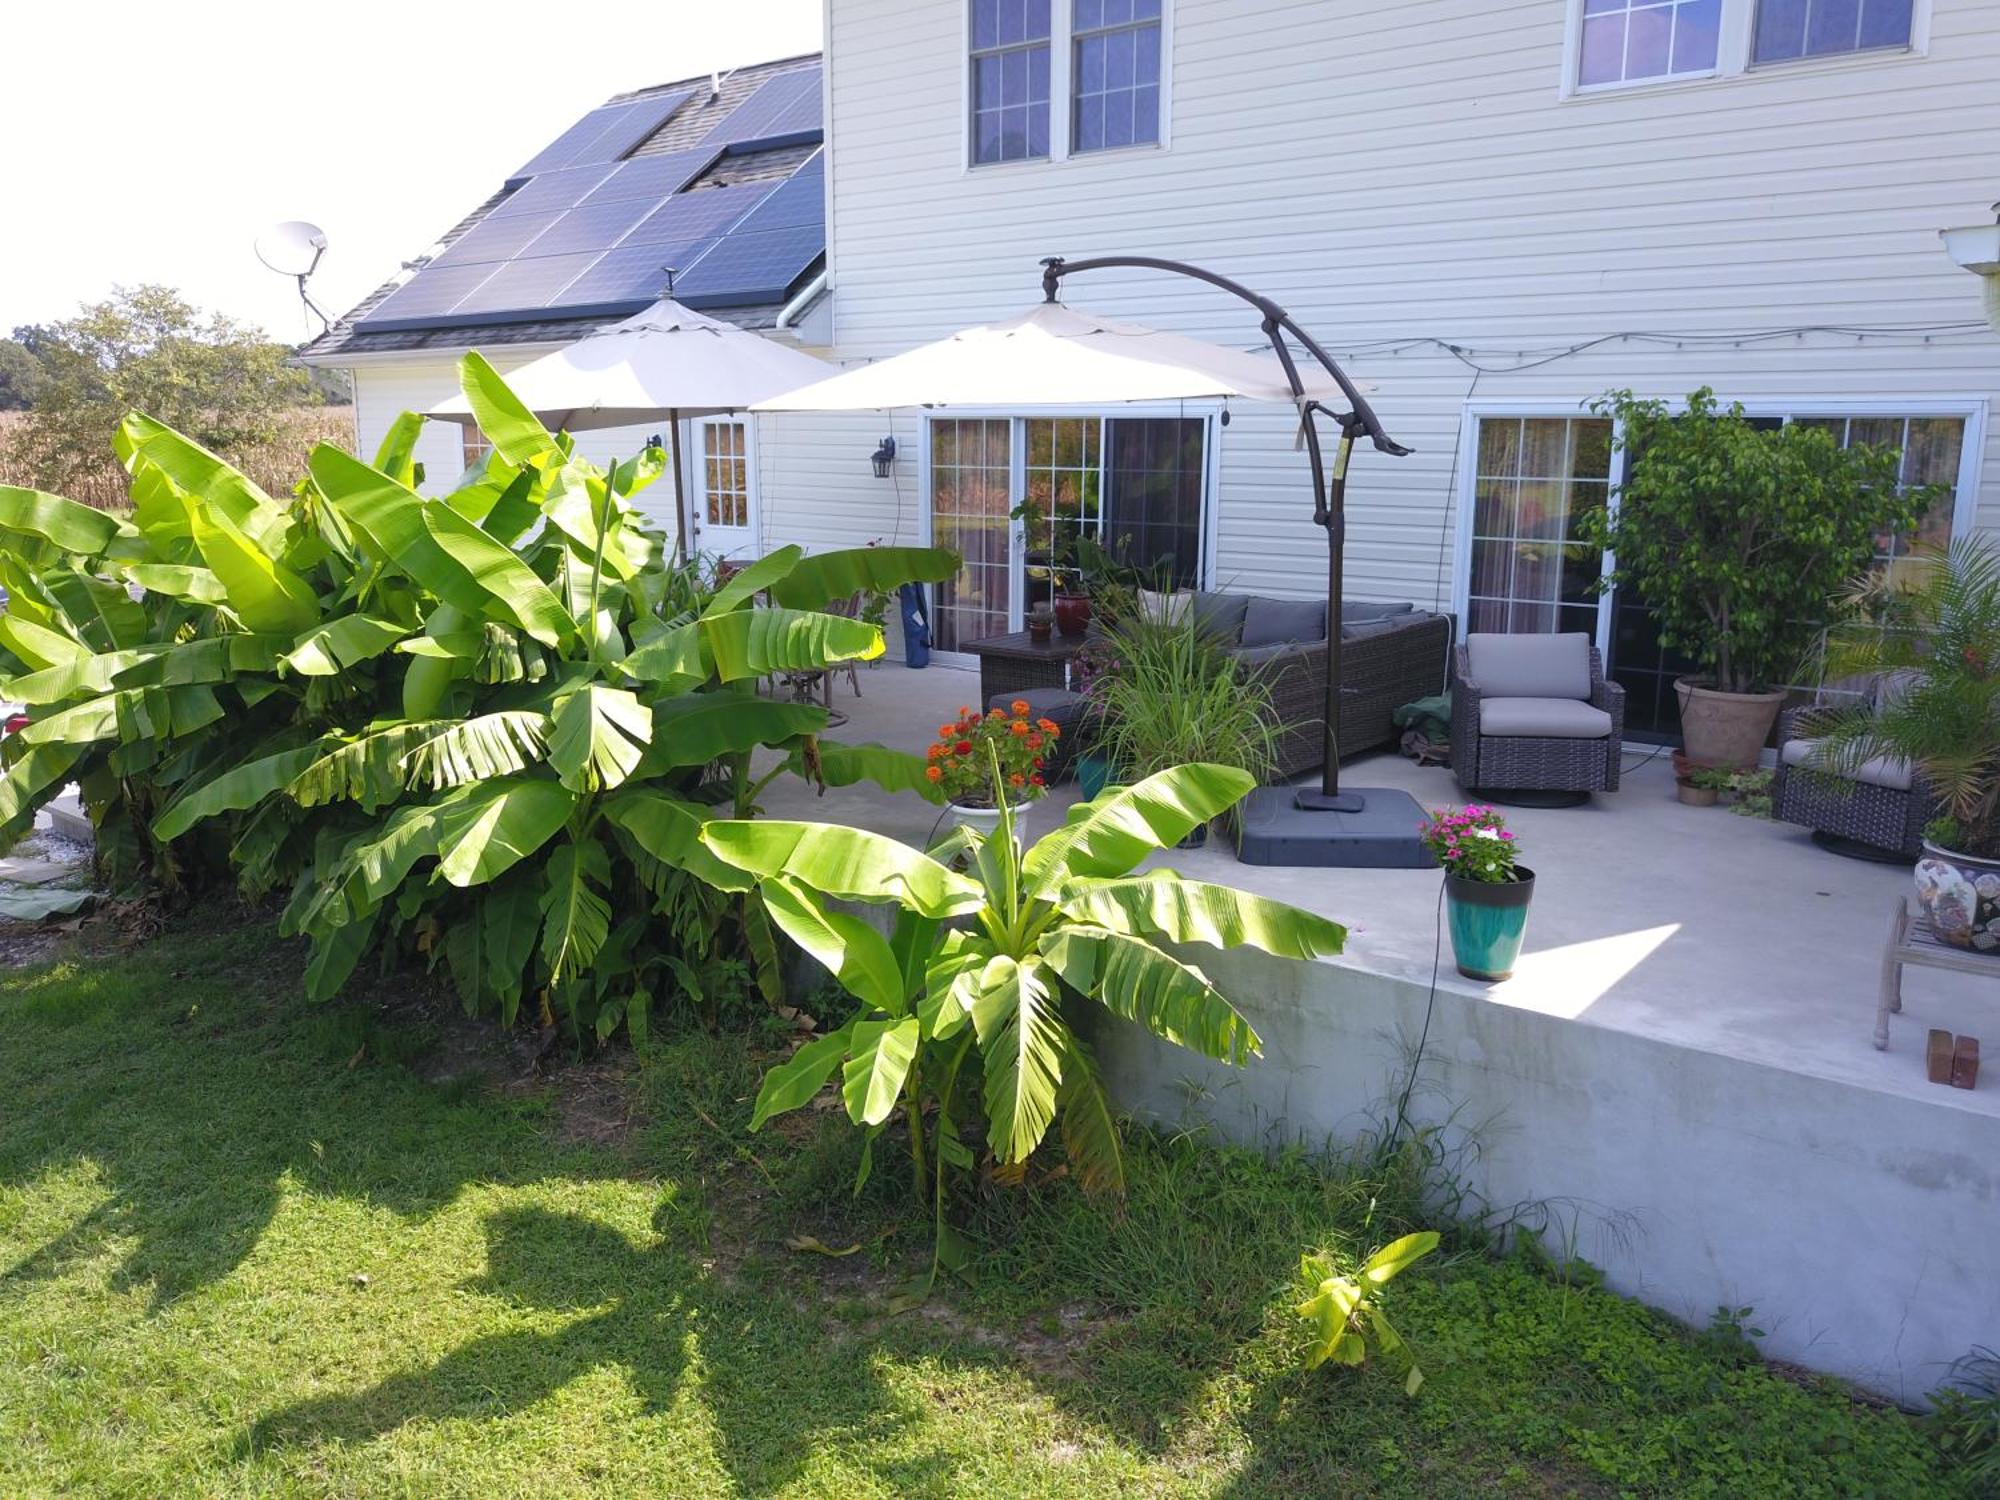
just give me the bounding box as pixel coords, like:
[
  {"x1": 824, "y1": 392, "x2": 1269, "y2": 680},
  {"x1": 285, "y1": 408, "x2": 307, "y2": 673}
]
[
  {"x1": 1054, "y1": 593, "x2": 1092, "y2": 639},
  {"x1": 1914, "y1": 841, "x2": 2000, "y2": 952},
  {"x1": 1675, "y1": 679, "x2": 1785, "y2": 771},
  {"x1": 1676, "y1": 780, "x2": 1719, "y2": 808},
  {"x1": 1028, "y1": 613, "x2": 1053, "y2": 642}
]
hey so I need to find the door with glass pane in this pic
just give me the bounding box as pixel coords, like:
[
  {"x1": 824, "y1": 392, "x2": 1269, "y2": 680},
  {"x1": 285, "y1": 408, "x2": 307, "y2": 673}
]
[
  {"x1": 929, "y1": 418, "x2": 1014, "y2": 654},
  {"x1": 1465, "y1": 415, "x2": 1613, "y2": 639},
  {"x1": 691, "y1": 418, "x2": 758, "y2": 560}
]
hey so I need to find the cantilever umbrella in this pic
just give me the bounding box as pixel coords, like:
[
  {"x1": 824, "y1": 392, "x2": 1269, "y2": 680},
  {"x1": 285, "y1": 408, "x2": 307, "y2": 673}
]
[
  {"x1": 430, "y1": 298, "x2": 833, "y2": 551},
  {"x1": 754, "y1": 265, "x2": 1420, "y2": 868}
]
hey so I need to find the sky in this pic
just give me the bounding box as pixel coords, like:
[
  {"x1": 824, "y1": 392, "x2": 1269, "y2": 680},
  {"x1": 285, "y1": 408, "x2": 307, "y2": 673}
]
[{"x1": 1, "y1": 0, "x2": 825, "y2": 342}]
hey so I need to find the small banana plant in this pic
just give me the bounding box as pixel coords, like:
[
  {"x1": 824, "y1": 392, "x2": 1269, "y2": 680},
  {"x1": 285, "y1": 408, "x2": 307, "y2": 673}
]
[
  {"x1": 701, "y1": 749, "x2": 1350, "y2": 1296},
  {"x1": 1298, "y1": 1230, "x2": 1440, "y2": 1395}
]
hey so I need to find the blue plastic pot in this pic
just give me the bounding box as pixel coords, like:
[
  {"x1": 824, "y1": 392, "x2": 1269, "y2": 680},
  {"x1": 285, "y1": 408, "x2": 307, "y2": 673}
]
[
  {"x1": 1444, "y1": 867, "x2": 1535, "y2": 981},
  {"x1": 1076, "y1": 754, "x2": 1113, "y2": 800}
]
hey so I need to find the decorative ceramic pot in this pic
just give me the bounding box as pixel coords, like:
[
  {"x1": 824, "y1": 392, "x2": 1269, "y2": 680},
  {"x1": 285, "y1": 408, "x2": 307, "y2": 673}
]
[
  {"x1": 1444, "y1": 866, "x2": 1536, "y2": 981},
  {"x1": 1914, "y1": 842, "x2": 2000, "y2": 952},
  {"x1": 1675, "y1": 679, "x2": 1785, "y2": 771},
  {"x1": 1028, "y1": 613, "x2": 1054, "y2": 643},
  {"x1": 1054, "y1": 593, "x2": 1093, "y2": 639},
  {"x1": 946, "y1": 802, "x2": 1005, "y2": 841},
  {"x1": 1076, "y1": 754, "x2": 1112, "y2": 800}
]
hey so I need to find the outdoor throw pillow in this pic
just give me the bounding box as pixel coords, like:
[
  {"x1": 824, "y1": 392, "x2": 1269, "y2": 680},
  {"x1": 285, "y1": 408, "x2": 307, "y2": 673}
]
[
  {"x1": 1240, "y1": 596, "x2": 1327, "y2": 648},
  {"x1": 1190, "y1": 591, "x2": 1252, "y2": 644},
  {"x1": 1138, "y1": 588, "x2": 1192, "y2": 626}
]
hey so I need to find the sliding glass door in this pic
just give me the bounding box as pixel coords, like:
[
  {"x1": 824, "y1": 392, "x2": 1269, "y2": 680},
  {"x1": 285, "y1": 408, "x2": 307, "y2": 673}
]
[{"x1": 928, "y1": 413, "x2": 1211, "y2": 656}]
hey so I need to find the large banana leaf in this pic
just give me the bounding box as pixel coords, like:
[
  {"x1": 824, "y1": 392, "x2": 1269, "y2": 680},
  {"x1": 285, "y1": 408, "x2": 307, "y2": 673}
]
[
  {"x1": 636, "y1": 695, "x2": 826, "y2": 774},
  {"x1": 0, "y1": 485, "x2": 128, "y2": 556},
  {"x1": 843, "y1": 1016, "x2": 922, "y2": 1127},
  {"x1": 600, "y1": 790, "x2": 749, "y2": 893},
  {"x1": 1055, "y1": 1031, "x2": 1125, "y2": 1196},
  {"x1": 282, "y1": 615, "x2": 408, "y2": 676},
  {"x1": 41, "y1": 568, "x2": 148, "y2": 652},
  {"x1": 0, "y1": 615, "x2": 91, "y2": 672},
  {"x1": 371, "y1": 411, "x2": 426, "y2": 488},
  {"x1": 764, "y1": 546, "x2": 960, "y2": 611},
  {"x1": 1023, "y1": 764, "x2": 1255, "y2": 891},
  {"x1": 187, "y1": 501, "x2": 322, "y2": 634},
  {"x1": 4, "y1": 635, "x2": 282, "y2": 705},
  {"x1": 118, "y1": 415, "x2": 288, "y2": 552},
  {"x1": 758, "y1": 873, "x2": 905, "y2": 1014},
  {"x1": 540, "y1": 835, "x2": 612, "y2": 983},
  {"x1": 121, "y1": 563, "x2": 229, "y2": 605},
  {"x1": 548, "y1": 684, "x2": 651, "y2": 793},
  {"x1": 435, "y1": 776, "x2": 575, "y2": 887},
  {"x1": 966, "y1": 953, "x2": 1066, "y2": 1165},
  {"x1": 703, "y1": 545, "x2": 805, "y2": 616},
  {"x1": 292, "y1": 713, "x2": 551, "y2": 806},
  {"x1": 153, "y1": 739, "x2": 331, "y2": 841},
  {"x1": 700, "y1": 820, "x2": 982, "y2": 918},
  {"x1": 311, "y1": 445, "x2": 573, "y2": 647},
  {"x1": 0, "y1": 741, "x2": 82, "y2": 834},
  {"x1": 749, "y1": 1024, "x2": 854, "y2": 1129},
  {"x1": 1039, "y1": 927, "x2": 1262, "y2": 1065},
  {"x1": 458, "y1": 351, "x2": 557, "y2": 468},
  {"x1": 1054, "y1": 873, "x2": 1347, "y2": 961},
  {"x1": 787, "y1": 740, "x2": 944, "y2": 804}
]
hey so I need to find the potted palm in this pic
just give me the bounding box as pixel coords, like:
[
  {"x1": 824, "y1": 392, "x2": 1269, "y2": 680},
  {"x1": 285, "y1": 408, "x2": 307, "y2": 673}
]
[
  {"x1": 1583, "y1": 389, "x2": 1932, "y2": 769},
  {"x1": 1803, "y1": 539, "x2": 2000, "y2": 950},
  {"x1": 1421, "y1": 805, "x2": 1531, "y2": 981},
  {"x1": 925, "y1": 699, "x2": 1060, "y2": 839}
]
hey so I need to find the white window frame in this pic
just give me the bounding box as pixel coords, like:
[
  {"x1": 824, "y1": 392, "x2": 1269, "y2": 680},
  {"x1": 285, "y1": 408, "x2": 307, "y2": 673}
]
[
  {"x1": 961, "y1": 0, "x2": 1173, "y2": 173},
  {"x1": 1450, "y1": 394, "x2": 1988, "y2": 648},
  {"x1": 919, "y1": 403, "x2": 1219, "y2": 664},
  {"x1": 1558, "y1": 0, "x2": 1931, "y2": 99}
]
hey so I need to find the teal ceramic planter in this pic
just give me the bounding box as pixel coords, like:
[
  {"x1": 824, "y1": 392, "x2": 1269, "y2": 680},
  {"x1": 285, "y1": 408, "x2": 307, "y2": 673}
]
[
  {"x1": 1076, "y1": 754, "x2": 1113, "y2": 800},
  {"x1": 1445, "y1": 867, "x2": 1535, "y2": 981}
]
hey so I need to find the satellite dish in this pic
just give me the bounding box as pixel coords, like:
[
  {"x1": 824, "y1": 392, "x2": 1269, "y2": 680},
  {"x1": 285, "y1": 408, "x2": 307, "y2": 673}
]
[{"x1": 255, "y1": 220, "x2": 328, "y2": 277}]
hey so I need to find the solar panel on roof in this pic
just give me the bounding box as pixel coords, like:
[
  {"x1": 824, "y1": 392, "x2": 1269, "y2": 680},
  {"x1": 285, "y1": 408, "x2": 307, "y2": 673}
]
[
  {"x1": 556, "y1": 239, "x2": 715, "y2": 309},
  {"x1": 429, "y1": 211, "x2": 566, "y2": 268},
  {"x1": 620, "y1": 182, "x2": 775, "y2": 248},
  {"x1": 576, "y1": 149, "x2": 716, "y2": 207},
  {"x1": 719, "y1": 149, "x2": 822, "y2": 233},
  {"x1": 671, "y1": 223, "x2": 823, "y2": 309},
  {"x1": 487, "y1": 165, "x2": 614, "y2": 220},
  {"x1": 363, "y1": 262, "x2": 502, "y2": 325},
  {"x1": 450, "y1": 251, "x2": 605, "y2": 317},
  {"x1": 701, "y1": 67, "x2": 822, "y2": 151},
  {"x1": 507, "y1": 88, "x2": 695, "y2": 185},
  {"x1": 522, "y1": 197, "x2": 658, "y2": 257}
]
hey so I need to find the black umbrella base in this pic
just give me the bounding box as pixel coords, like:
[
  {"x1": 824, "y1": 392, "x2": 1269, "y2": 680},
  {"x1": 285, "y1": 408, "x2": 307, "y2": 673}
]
[{"x1": 1234, "y1": 785, "x2": 1435, "y2": 869}]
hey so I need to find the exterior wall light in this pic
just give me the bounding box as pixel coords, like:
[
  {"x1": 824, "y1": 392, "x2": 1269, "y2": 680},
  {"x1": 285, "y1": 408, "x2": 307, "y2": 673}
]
[
  {"x1": 870, "y1": 435, "x2": 897, "y2": 477},
  {"x1": 1941, "y1": 203, "x2": 2000, "y2": 333}
]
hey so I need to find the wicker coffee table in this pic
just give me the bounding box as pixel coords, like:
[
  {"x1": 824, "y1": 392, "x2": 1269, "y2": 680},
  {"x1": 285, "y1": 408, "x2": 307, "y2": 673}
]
[{"x1": 967, "y1": 630, "x2": 1093, "y2": 702}]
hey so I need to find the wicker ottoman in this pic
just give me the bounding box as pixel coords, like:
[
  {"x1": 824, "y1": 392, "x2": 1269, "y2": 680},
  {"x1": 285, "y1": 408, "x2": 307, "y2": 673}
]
[{"x1": 985, "y1": 687, "x2": 1088, "y2": 784}]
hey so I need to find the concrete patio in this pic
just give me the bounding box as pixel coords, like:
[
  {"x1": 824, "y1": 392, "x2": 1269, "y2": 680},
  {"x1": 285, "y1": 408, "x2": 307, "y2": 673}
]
[
  {"x1": 761, "y1": 656, "x2": 2000, "y2": 1402},
  {"x1": 764, "y1": 657, "x2": 1996, "y2": 1122}
]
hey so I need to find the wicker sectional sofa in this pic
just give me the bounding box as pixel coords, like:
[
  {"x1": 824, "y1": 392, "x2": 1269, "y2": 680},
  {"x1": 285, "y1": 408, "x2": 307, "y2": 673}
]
[{"x1": 1185, "y1": 593, "x2": 1453, "y2": 778}]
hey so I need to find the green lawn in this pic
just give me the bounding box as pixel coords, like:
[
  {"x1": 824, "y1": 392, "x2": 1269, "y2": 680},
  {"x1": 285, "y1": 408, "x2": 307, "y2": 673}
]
[{"x1": 0, "y1": 917, "x2": 1961, "y2": 1498}]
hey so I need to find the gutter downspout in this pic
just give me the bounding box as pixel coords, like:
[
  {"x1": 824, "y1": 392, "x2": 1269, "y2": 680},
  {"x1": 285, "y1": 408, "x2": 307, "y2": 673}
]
[{"x1": 774, "y1": 268, "x2": 828, "y2": 335}]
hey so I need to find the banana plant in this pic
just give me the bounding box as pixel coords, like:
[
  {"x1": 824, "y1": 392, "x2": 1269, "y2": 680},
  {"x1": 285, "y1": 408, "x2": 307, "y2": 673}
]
[
  {"x1": 700, "y1": 756, "x2": 1349, "y2": 1286},
  {"x1": 0, "y1": 354, "x2": 959, "y2": 1042},
  {"x1": 1298, "y1": 1230, "x2": 1441, "y2": 1395}
]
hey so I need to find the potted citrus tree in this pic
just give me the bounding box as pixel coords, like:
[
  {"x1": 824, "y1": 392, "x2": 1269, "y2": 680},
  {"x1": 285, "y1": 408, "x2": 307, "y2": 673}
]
[
  {"x1": 1583, "y1": 389, "x2": 1932, "y2": 769},
  {"x1": 1804, "y1": 538, "x2": 2000, "y2": 951},
  {"x1": 1421, "y1": 805, "x2": 1531, "y2": 981}
]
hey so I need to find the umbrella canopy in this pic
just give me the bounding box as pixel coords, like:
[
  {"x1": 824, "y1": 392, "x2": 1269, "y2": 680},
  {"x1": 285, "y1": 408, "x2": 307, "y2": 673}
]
[
  {"x1": 751, "y1": 301, "x2": 1369, "y2": 412},
  {"x1": 429, "y1": 298, "x2": 832, "y2": 431}
]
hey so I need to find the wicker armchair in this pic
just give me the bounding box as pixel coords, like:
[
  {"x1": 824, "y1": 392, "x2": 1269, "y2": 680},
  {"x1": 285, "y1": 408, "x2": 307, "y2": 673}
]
[
  {"x1": 1451, "y1": 634, "x2": 1624, "y2": 795},
  {"x1": 1773, "y1": 702, "x2": 1934, "y2": 858}
]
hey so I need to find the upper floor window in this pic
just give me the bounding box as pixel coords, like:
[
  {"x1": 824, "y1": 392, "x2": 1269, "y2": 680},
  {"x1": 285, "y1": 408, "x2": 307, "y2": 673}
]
[
  {"x1": 970, "y1": 0, "x2": 1052, "y2": 164},
  {"x1": 1073, "y1": 0, "x2": 1162, "y2": 152},
  {"x1": 1578, "y1": 0, "x2": 1722, "y2": 87},
  {"x1": 1753, "y1": 0, "x2": 1913, "y2": 64}
]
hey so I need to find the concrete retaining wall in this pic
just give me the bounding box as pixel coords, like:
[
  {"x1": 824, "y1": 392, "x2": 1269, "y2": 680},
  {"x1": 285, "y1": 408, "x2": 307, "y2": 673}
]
[{"x1": 1088, "y1": 944, "x2": 2000, "y2": 1406}]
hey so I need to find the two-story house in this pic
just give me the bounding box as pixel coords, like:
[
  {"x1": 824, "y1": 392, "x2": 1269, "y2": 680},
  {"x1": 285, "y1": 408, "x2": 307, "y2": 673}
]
[{"x1": 309, "y1": 1, "x2": 2000, "y2": 738}]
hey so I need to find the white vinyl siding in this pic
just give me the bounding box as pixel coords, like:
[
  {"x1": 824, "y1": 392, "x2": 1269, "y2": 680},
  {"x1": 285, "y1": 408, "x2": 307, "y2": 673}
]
[{"x1": 819, "y1": 0, "x2": 1999, "y2": 621}]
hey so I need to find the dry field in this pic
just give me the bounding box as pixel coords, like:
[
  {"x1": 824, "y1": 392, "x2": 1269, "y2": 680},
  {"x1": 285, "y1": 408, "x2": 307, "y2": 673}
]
[{"x1": 0, "y1": 406, "x2": 356, "y2": 509}]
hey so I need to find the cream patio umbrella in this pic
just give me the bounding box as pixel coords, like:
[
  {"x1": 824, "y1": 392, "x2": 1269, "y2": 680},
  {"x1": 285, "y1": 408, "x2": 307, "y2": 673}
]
[
  {"x1": 430, "y1": 298, "x2": 833, "y2": 554},
  {"x1": 753, "y1": 256, "x2": 1421, "y2": 868}
]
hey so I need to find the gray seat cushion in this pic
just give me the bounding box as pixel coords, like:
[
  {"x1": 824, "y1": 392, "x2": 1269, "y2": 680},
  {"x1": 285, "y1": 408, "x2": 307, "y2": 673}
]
[
  {"x1": 1190, "y1": 592, "x2": 1252, "y2": 644},
  {"x1": 1341, "y1": 618, "x2": 1397, "y2": 641},
  {"x1": 1241, "y1": 596, "x2": 1327, "y2": 648},
  {"x1": 1781, "y1": 736, "x2": 1913, "y2": 792},
  {"x1": 1479, "y1": 697, "x2": 1614, "y2": 739},
  {"x1": 1342, "y1": 601, "x2": 1415, "y2": 624},
  {"x1": 1466, "y1": 633, "x2": 1592, "y2": 700},
  {"x1": 1230, "y1": 641, "x2": 1305, "y2": 670}
]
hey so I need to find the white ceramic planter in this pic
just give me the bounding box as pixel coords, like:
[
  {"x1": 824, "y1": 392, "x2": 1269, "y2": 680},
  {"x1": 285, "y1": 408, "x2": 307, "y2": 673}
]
[{"x1": 946, "y1": 803, "x2": 1005, "y2": 841}]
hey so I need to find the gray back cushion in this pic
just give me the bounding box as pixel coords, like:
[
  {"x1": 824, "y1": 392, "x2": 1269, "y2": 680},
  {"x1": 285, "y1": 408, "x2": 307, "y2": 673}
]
[
  {"x1": 1341, "y1": 601, "x2": 1415, "y2": 624},
  {"x1": 1241, "y1": 596, "x2": 1327, "y2": 648},
  {"x1": 1190, "y1": 592, "x2": 1252, "y2": 644},
  {"x1": 1466, "y1": 632, "x2": 1592, "y2": 700}
]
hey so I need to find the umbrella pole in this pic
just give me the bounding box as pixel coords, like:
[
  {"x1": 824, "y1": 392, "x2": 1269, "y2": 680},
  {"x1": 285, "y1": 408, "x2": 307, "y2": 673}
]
[{"x1": 669, "y1": 409, "x2": 689, "y2": 566}]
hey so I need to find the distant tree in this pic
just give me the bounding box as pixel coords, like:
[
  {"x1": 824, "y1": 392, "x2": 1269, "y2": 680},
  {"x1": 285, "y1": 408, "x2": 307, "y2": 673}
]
[
  {"x1": 18, "y1": 285, "x2": 317, "y2": 495},
  {"x1": 0, "y1": 337, "x2": 43, "y2": 411}
]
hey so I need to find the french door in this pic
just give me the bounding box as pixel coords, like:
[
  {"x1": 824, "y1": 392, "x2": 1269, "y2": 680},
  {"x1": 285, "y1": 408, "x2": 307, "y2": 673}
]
[{"x1": 689, "y1": 417, "x2": 759, "y2": 560}]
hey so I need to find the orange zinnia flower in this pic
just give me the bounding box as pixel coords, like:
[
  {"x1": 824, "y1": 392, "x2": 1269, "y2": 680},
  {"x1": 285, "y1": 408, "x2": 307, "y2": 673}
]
[
  {"x1": 925, "y1": 765, "x2": 943, "y2": 782},
  {"x1": 1010, "y1": 720, "x2": 1029, "y2": 737},
  {"x1": 1009, "y1": 773, "x2": 1026, "y2": 787},
  {"x1": 1030, "y1": 772, "x2": 1045, "y2": 786},
  {"x1": 1025, "y1": 732, "x2": 1044, "y2": 750},
  {"x1": 1036, "y1": 718, "x2": 1059, "y2": 734},
  {"x1": 938, "y1": 724, "x2": 957, "y2": 738},
  {"x1": 1011, "y1": 699, "x2": 1031, "y2": 716}
]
